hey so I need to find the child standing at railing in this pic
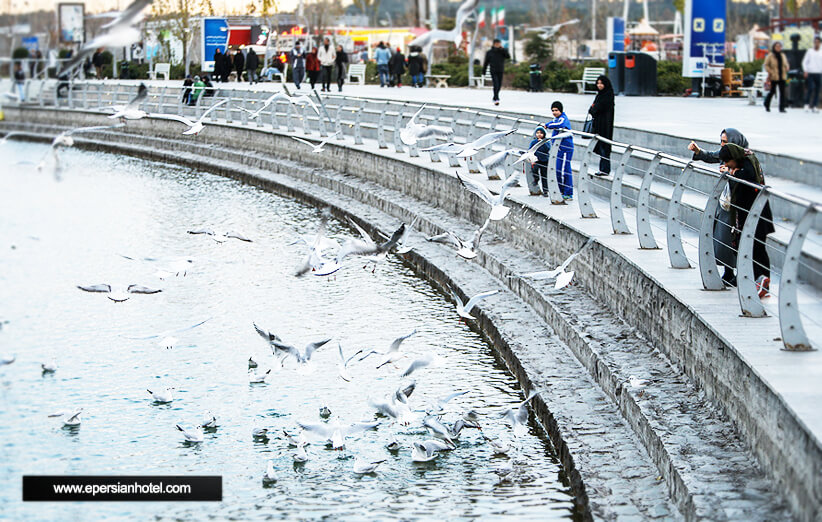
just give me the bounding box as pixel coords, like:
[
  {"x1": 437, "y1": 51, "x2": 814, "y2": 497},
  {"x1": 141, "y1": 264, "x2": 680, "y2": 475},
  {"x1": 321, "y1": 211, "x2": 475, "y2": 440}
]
[
  {"x1": 544, "y1": 101, "x2": 574, "y2": 200},
  {"x1": 527, "y1": 126, "x2": 552, "y2": 196}
]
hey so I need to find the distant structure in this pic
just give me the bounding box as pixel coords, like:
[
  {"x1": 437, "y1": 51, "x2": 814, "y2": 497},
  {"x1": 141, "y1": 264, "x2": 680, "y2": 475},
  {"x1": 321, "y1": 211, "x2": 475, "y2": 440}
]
[{"x1": 407, "y1": 0, "x2": 478, "y2": 56}]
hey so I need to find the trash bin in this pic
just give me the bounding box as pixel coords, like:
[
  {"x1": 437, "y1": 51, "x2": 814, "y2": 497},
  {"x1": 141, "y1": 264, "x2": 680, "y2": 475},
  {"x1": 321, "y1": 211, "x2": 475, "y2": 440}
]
[
  {"x1": 608, "y1": 52, "x2": 625, "y2": 94},
  {"x1": 119, "y1": 60, "x2": 131, "y2": 80},
  {"x1": 529, "y1": 63, "x2": 543, "y2": 92},
  {"x1": 789, "y1": 71, "x2": 804, "y2": 108},
  {"x1": 624, "y1": 52, "x2": 657, "y2": 96}
]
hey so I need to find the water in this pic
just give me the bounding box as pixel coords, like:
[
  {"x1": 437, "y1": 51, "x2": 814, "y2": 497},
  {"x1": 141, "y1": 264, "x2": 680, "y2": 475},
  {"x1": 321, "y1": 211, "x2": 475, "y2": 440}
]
[{"x1": 0, "y1": 142, "x2": 577, "y2": 520}]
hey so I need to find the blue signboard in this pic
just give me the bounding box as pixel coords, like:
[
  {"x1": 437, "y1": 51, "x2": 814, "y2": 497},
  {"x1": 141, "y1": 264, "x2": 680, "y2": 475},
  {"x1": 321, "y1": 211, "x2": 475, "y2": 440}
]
[
  {"x1": 201, "y1": 17, "x2": 229, "y2": 73},
  {"x1": 609, "y1": 17, "x2": 625, "y2": 52},
  {"x1": 683, "y1": 0, "x2": 726, "y2": 77},
  {"x1": 22, "y1": 36, "x2": 39, "y2": 53}
]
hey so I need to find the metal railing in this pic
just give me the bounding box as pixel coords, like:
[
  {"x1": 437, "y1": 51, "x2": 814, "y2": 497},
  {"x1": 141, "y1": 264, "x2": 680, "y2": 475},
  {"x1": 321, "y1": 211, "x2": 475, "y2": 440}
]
[{"x1": 17, "y1": 79, "x2": 822, "y2": 352}]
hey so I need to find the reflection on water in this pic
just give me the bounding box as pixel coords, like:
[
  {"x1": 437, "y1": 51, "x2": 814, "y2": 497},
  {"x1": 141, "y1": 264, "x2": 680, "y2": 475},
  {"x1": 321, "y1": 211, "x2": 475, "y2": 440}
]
[{"x1": 0, "y1": 142, "x2": 577, "y2": 520}]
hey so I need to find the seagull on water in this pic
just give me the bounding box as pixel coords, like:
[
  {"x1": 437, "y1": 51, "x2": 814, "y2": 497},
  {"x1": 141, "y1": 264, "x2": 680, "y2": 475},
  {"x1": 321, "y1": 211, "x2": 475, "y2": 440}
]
[
  {"x1": 282, "y1": 429, "x2": 308, "y2": 447},
  {"x1": 353, "y1": 457, "x2": 386, "y2": 474},
  {"x1": 187, "y1": 228, "x2": 252, "y2": 243},
  {"x1": 291, "y1": 131, "x2": 340, "y2": 153},
  {"x1": 41, "y1": 359, "x2": 58, "y2": 373},
  {"x1": 411, "y1": 439, "x2": 453, "y2": 462},
  {"x1": 456, "y1": 170, "x2": 520, "y2": 221},
  {"x1": 512, "y1": 237, "x2": 594, "y2": 289},
  {"x1": 176, "y1": 424, "x2": 205, "y2": 443},
  {"x1": 319, "y1": 406, "x2": 332, "y2": 419},
  {"x1": 1, "y1": 355, "x2": 15, "y2": 366},
  {"x1": 400, "y1": 105, "x2": 454, "y2": 146},
  {"x1": 293, "y1": 443, "x2": 309, "y2": 463},
  {"x1": 483, "y1": 433, "x2": 512, "y2": 455},
  {"x1": 423, "y1": 415, "x2": 457, "y2": 445},
  {"x1": 123, "y1": 317, "x2": 211, "y2": 349},
  {"x1": 49, "y1": 408, "x2": 83, "y2": 427},
  {"x1": 249, "y1": 368, "x2": 272, "y2": 383},
  {"x1": 201, "y1": 412, "x2": 218, "y2": 429},
  {"x1": 263, "y1": 460, "x2": 277, "y2": 485},
  {"x1": 502, "y1": 390, "x2": 538, "y2": 438},
  {"x1": 450, "y1": 287, "x2": 500, "y2": 321},
  {"x1": 296, "y1": 419, "x2": 380, "y2": 449},
  {"x1": 152, "y1": 99, "x2": 228, "y2": 135},
  {"x1": 77, "y1": 283, "x2": 162, "y2": 302},
  {"x1": 147, "y1": 387, "x2": 174, "y2": 403}
]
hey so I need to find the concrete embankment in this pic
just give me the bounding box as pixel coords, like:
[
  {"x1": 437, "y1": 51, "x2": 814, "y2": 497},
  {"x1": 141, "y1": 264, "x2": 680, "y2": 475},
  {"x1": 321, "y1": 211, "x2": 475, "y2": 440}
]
[{"x1": 3, "y1": 107, "x2": 814, "y2": 521}]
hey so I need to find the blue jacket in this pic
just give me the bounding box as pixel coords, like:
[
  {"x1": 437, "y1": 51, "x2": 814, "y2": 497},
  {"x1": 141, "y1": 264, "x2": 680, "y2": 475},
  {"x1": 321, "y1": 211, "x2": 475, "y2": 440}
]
[
  {"x1": 545, "y1": 112, "x2": 574, "y2": 151},
  {"x1": 375, "y1": 47, "x2": 391, "y2": 66},
  {"x1": 529, "y1": 126, "x2": 552, "y2": 165}
]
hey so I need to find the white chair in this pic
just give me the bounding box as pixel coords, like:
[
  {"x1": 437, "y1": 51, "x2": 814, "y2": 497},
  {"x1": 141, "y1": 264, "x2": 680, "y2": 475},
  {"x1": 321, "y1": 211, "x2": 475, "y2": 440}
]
[
  {"x1": 473, "y1": 72, "x2": 493, "y2": 88},
  {"x1": 347, "y1": 63, "x2": 367, "y2": 86},
  {"x1": 149, "y1": 63, "x2": 171, "y2": 81},
  {"x1": 570, "y1": 67, "x2": 605, "y2": 94},
  {"x1": 740, "y1": 71, "x2": 768, "y2": 105}
]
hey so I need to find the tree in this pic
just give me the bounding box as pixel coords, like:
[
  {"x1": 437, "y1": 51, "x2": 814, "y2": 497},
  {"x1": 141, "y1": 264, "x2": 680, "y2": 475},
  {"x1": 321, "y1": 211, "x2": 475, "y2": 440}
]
[
  {"x1": 352, "y1": 0, "x2": 381, "y2": 27},
  {"x1": 524, "y1": 32, "x2": 552, "y2": 63},
  {"x1": 150, "y1": 0, "x2": 212, "y2": 76},
  {"x1": 304, "y1": 0, "x2": 344, "y2": 40}
]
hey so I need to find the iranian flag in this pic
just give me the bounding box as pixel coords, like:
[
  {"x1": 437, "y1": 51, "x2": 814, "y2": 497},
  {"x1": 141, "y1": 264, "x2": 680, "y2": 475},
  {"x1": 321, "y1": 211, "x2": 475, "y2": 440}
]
[
  {"x1": 477, "y1": 6, "x2": 486, "y2": 28},
  {"x1": 497, "y1": 6, "x2": 505, "y2": 26},
  {"x1": 491, "y1": 6, "x2": 498, "y2": 26}
]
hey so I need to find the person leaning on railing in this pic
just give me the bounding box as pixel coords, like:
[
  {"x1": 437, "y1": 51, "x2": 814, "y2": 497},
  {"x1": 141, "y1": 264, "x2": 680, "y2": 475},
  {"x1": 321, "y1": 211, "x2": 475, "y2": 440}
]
[
  {"x1": 718, "y1": 143, "x2": 775, "y2": 298},
  {"x1": 688, "y1": 128, "x2": 749, "y2": 286}
]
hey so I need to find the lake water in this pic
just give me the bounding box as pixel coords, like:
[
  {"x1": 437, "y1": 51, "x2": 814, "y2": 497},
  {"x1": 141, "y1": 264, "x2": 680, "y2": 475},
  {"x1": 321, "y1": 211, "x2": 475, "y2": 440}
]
[{"x1": 0, "y1": 142, "x2": 578, "y2": 520}]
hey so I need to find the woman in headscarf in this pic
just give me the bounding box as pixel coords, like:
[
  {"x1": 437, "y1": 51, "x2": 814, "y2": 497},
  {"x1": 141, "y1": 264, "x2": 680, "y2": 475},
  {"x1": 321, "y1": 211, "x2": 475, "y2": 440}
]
[
  {"x1": 589, "y1": 75, "x2": 615, "y2": 176},
  {"x1": 718, "y1": 143, "x2": 775, "y2": 298},
  {"x1": 689, "y1": 129, "x2": 748, "y2": 286},
  {"x1": 764, "y1": 41, "x2": 790, "y2": 113}
]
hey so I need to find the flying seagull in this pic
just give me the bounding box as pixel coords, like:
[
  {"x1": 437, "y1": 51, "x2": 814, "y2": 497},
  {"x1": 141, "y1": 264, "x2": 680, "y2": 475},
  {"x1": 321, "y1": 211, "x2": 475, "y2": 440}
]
[
  {"x1": 512, "y1": 237, "x2": 594, "y2": 289},
  {"x1": 456, "y1": 129, "x2": 517, "y2": 158},
  {"x1": 106, "y1": 83, "x2": 149, "y2": 120},
  {"x1": 337, "y1": 342, "x2": 363, "y2": 382},
  {"x1": 152, "y1": 99, "x2": 228, "y2": 135},
  {"x1": 314, "y1": 219, "x2": 405, "y2": 276},
  {"x1": 241, "y1": 91, "x2": 319, "y2": 119},
  {"x1": 291, "y1": 131, "x2": 341, "y2": 153},
  {"x1": 296, "y1": 419, "x2": 380, "y2": 449},
  {"x1": 400, "y1": 105, "x2": 454, "y2": 146},
  {"x1": 359, "y1": 329, "x2": 418, "y2": 368},
  {"x1": 123, "y1": 317, "x2": 211, "y2": 349},
  {"x1": 450, "y1": 287, "x2": 500, "y2": 321},
  {"x1": 456, "y1": 170, "x2": 521, "y2": 221},
  {"x1": 77, "y1": 283, "x2": 161, "y2": 302},
  {"x1": 270, "y1": 337, "x2": 332, "y2": 366},
  {"x1": 49, "y1": 408, "x2": 83, "y2": 427},
  {"x1": 502, "y1": 390, "x2": 538, "y2": 438},
  {"x1": 411, "y1": 439, "x2": 453, "y2": 462}
]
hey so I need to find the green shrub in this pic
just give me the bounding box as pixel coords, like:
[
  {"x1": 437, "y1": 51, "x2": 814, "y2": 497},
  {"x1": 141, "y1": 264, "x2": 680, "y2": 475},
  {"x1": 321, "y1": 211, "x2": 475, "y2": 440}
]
[
  {"x1": 657, "y1": 60, "x2": 689, "y2": 95},
  {"x1": 12, "y1": 47, "x2": 29, "y2": 59},
  {"x1": 58, "y1": 49, "x2": 72, "y2": 59},
  {"x1": 725, "y1": 59, "x2": 764, "y2": 77}
]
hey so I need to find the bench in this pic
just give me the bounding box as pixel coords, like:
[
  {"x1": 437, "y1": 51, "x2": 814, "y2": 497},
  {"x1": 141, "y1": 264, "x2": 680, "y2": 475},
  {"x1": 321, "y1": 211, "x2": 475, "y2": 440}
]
[
  {"x1": 149, "y1": 63, "x2": 171, "y2": 81},
  {"x1": 347, "y1": 63, "x2": 366, "y2": 85},
  {"x1": 425, "y1": 74, "x2": 450, "y2": 88},
  {"x1": 473, "y1": 72, "x2": 493, "y2": 88},
  {"x1": 570, "y1": 67, "x2": 605, "y2": 94},
  {"x1": 740, "y1": 71, "x2": 768, "y2": 105}
]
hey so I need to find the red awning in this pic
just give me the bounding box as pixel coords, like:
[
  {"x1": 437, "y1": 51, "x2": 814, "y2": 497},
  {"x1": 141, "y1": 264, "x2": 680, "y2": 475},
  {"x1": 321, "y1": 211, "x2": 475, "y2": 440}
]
[{"x1": 228, "y1": 25, "x2": 251, "y2": 46}]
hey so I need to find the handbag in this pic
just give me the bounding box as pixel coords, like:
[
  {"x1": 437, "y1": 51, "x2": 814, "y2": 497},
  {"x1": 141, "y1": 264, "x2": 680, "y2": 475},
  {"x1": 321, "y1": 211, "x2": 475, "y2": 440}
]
[
  {"x1": 719, "y1": 182, "x2": 731, "y2": 212},
  {"x1": 583, "y1": 114, "x2": 594, "y2": 134}
]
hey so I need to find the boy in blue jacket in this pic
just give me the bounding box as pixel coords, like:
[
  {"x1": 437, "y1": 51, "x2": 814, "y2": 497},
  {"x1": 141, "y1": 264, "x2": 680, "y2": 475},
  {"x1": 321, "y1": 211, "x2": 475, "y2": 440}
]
[
  {"x1": 528, "y1": 126, "x2": 553, "y2": 196},
  {"x1": 544, "y1": 101, "x2": 574, "y2": 199}
]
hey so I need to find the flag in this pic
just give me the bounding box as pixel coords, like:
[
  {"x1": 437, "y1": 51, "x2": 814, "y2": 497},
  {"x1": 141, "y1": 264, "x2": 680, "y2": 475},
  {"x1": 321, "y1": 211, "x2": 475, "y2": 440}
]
[
  {"x1": 497, "y1": 7, "x2": 505, "y2": 26},
  {"x1": 477, "y1": 6, "x2": 486, "y2": 29},
  {"x1": 491, "y1": 7, "x2": 498, "y2": 26}
]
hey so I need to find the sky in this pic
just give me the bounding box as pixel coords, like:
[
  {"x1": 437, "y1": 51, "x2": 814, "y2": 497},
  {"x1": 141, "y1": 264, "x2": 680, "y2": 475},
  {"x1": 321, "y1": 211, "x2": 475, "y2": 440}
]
[{"x1": 5, "y1": 0, "x2": 303, "y2": 15}]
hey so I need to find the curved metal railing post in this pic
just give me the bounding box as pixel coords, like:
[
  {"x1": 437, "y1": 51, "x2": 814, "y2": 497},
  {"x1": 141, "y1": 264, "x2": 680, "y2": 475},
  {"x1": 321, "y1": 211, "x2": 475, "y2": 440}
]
[
  {"x1": 546, "y1": 139, "x2": 565, "y2": 204},
  {"x1": 736, "y1": 187, "x2": 771, "y2": 318},
  {"x1": 377, "y1": 109, "x2": 388, "y2": 149},
  {"x1": 637, "y1": 152, "x2": 662, "y2": 249},
  {"x1": 334, "y1": 103, "x2": 345, "y2": 138},
  {"x1": 779, "y1": 206, "x2": 818, "y2": 351},
  {"x1": 698, "y1": 173, "x2": 728, "y2": 290},
  {"x1": 666, "y1": 161, "x2": 694, "y2": 268},
  {"x1": 610, "y1": 145, "x2": 633, "y2": 234},
  {"x1": 285, "y1": 102, "x2": 295, "y2": 132},
  {"x1": 82, "y1": 81, "x2": 89, "y2": 109},
  {"x1": 393, "y1": 104, "x2": 406, "y2": 153},
  {"x1": 301, "y1": 102, "x2": 312, "y2": 135},
  {"x1": 353, "y1": 100, "x2": 364, "y2": 145},
  {"x1": 240, "y1": 90, "x2": 249, "y2": 125},
  {"x1": 157, "y1": 87, "x2": 166, "y2": 112},
  {"x1": 576, "y1": 137, "x2": 598, "y2": 218},
  {"x1": 466, "y1": 112, "x2": 481, "y2": 173}
]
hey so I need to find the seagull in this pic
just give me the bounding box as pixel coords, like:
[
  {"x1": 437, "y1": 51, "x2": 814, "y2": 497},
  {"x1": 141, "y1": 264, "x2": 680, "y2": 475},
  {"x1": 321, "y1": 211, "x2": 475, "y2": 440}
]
[
  {"x1": 77, "y1": 283, "x2": 162, "y2": 302},
  {"x1": 456, "y1": 129, "x2": 517, "y2": 158},
  {"x1": 201, "y1": 413, "x2": 218, "y2": 429},
  {"x1": 253, "y1": 322, "x2": 281, "y2": 347},
  {"x1": 270, "y1": 337, "x2": 331, "y2": 366},
  {"x1": 450, "y1": 287, "x2": 500, "y2": 321},
  {"x1": 411, "y1": 439, "x2": 453, "y2": 462},
  {"x1": 291, "y1": 131, "x2": 340, "y2": 153},
  {"x1": 456, "y1": 170, "x2": 520, "y2": 221},
  {"x1": 319, "y1": 406, "x2": 332, "y2": 419},
  {"x1": 249, "y1": 368, "x2": 272, "y2": 383},
  {"x1": 282, "y1": 429, "x2": 308, "y2": 447},
  {"x1": 480, "y1": 149, "x2": 524, "y2": 171},
  {"x1": 353, "y1": 457, "x2": 386, "y2": 474},
  {"x1": 152, "y1": 99, "x2": 228, "y2": 135},
  {"x1": 293, "y1": 444, "x2": 309, "y2": 463},
  {"x1": 49, "y1": 408, "x2": 83, "y2": 427},
  {"x1": 502, "y1": 390, "x2": 538, "y2": 438},
  {"x1": 59, "y1": 0, "x2": 151, "y2": 75},
  {"x1": 359, "y1": 329, "x2": 417, "y2": 369},
  {"x1": 423, "y1": 415, "x2": 457, "y2": 445},
  {"x1": 186, "y1": 228, "x2": 252, "y2": 243},
  {"x1": 395, "y1": 216, "x2": 419, "y2": 255},
  {"x1": 296, "y1": 419, "x2": 380, "y2": 449},
  {"x1": 512, "y1": 132, "x2": 574, "y2": 166},
  {"x1": 106, "y1": 83, "x2": 149, "y2": 120},
  {"x1": 512, "y1": 237, "x2": 594, "y2": 289},
  {"x1": 526, "y1": 19, "x2": 580, "y2": 40},
  {"x1": 425, "y1": 222, "x2": 487, "y2": 260},
  {"x1": 462, "y1": 410, "x2": 482, "y2": 429},
  {"x1": 0, "y1": 131, "x2": 24, "y2": 145},
  {"x1": 176, "y1": 424, "x2": 205, "y2": 443},
  {"x1": 314, "y1": 219, "x2": 405, "y2": 276},
  {"x1": 118, "y1": 254, "x2": 196, "y2": 279},
  {"x1": 483, "y1": 433, "x2": 511, "y2": 455},
  {"x1": 241, "y1": 91, "x2": 319, "y2": 119},
  {"x1": 386, "y1": 439, "x2": 402, "y2": 452},
  {"x1": 400, "y1": 105, "x2": 454, "y2": 146},
  {"x1": 123, "y1": 317, "x2": 211, "y2": 349},
  {"x1": 263, "y1": 460, "x2": 277, "y2": 484},
  {"x1": 401, "y1": 353, "x2": 440, "y2": 377},
  {"x1": 252, "y1": 427, "x2": 270, "y2": 439},
  {"x1": 626, "y1": 375, "x2": 649, "y2": 389},
  {"x1": 337, "y1": 342, "x2": 363, "y2": 382},
  {"x1": 369, "y1": 394, "x2": 415, "y2": 426},
  {"x1": 295, "y1": 209, "x2": 335, "y2": 276},
  {"x1": 248, "y1": 355, "x2": 259, "y2": 368},
  {"x1": 147, "y1": 387, "x2": 174, "y2": 403},
  {"x1": 429, "y1": 390, "x2": 469, "y2": 413},
  {"x1": 1, "y1": 355, "x2": 15, "y2": 366},
  {"x1": 49, "y1": 123, "x2": 125, "y2": 149},
  {"x1": 420, "y1": 142, "x2": 465, "y2": 155},
  {"x1": 408, "y1": 0, "x2": 477, "y2": 50}
]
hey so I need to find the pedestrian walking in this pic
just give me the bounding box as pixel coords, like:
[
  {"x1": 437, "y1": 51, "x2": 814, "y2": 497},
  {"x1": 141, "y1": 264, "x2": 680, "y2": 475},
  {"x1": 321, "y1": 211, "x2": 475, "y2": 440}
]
[
  {"x1": 802, "y1": 35, "x2": 822, "y2": 112},
  {"x1": 407, "y1": 46, "x2": 425, "y2": 87},
  {"x1": 213, "y1": 48, "x2": 224, "y2": 82},
  {"x1": 306, "y1": 46, "x2": 320, "y2": 90},
  {"x1": 483, "y1": 39, "x2": 510, "y2": 105},
  {"x1": 246, "y1": 48, "x2": 259, "y2": 84},
  {"x1": 13, "y1": 62, "x2": 25, "y2": 101},
  {"x1": 92, "y1": 48, "x2": 104, "y2": 78},
  {"x1": 220, "y1": 49, "x2": 231, "y2": 82},
  {"x1": 764, "y1": 41, "x2": 789, "y2": 113},
  {"x1": 389, "y1": 47, "x2": 406, "y2": 87},
  {"x1": 718, "y1": 143, "x2": 775, "y2": 298},
  {"x1": 317, "y1": 37, "x2": 336, "y2": 92},
  {"x1": 375, "y1": 42, "x2": 391, "y2": 87},
  {"x1": 544, "y1": 101, "x2": 574, "y2": 199},
  {"x1": 526, "y1": 126, "x2": 552, "y2": 196},
  {"x1": 335, "y1": 44, "x2": 348, "y2": 92},
  {"x1": 233, "y1": 49, "x2": 245, "y2": 82},
  {"x1": 689, "y1": 128, "x2": 749, "y2": 286},
  {"x1": 291, "y1": 41, "x2": 306, "y2": 89},
  {"x1": 589, "y1": 75, "x2": 615, "y2": 176}
]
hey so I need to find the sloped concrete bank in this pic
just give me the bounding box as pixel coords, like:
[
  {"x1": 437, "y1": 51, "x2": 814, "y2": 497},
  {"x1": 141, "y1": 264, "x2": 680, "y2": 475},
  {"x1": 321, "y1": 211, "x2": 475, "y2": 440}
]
[{"x1": 2, "y1": 108, "x2": 813, "y2": 520}]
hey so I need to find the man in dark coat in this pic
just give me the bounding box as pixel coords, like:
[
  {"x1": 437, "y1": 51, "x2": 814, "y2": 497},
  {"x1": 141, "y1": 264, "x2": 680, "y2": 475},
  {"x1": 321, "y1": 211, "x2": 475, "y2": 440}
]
[
  {"x1": 589, "y1": 75, "x2": 615, "y2": 175},
  {"x1": 388, "y1": 47, "x2": 405, "y2": 87},
  {"x1": 213, "y1": 48, "x2": 224, "y2": 82},
  {"x1": 407, "y1": 46, "x2": 424, "y2": 87},
  {"x1": 291, "y1": 41, "x2": 306, "y2": 89},
  {"x1": 483, "y1": 39, "x2": 510, "y2": 105},
  {"x1": 246, "y1": 48, "x2": 259, "y2": 84},
  {"x1": 233, "y1": 50, "x2": 245, "y2": 82},
  {"x1": 92, "y1": 48, "x2": 105, "y2": 78}
]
